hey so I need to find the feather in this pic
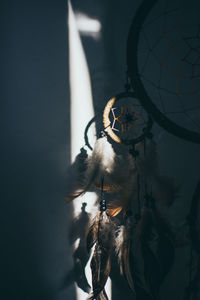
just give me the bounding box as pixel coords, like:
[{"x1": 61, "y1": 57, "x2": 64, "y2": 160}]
[
  {"x1": 86, "y1": 212, "x2": 100, "y2": 253},
  {"x1": 106, "y1": 190, "x2": 136, "y2": 217},
  {"x1": 87, "y1": 212, "x2": 116, "y2": 300},
  {"x1": 66, "y1": 136, "x2": 116, "y2": 202},
  {"x1": 94, "y1": 183, "x2": 122, "y2": 192},
  {"x1": 115, "y1": 217, "x2": 135, "y2": 293},
  {"x1": 65, "y1": 148, "x2": 89, "y2": 202},
  {"x1": 130, "y1": 201, "x2": 174, "y2": 299},
  {"x1": 88, "y1": 244, "x2": 111, "y2": 300},
  {"x1": 65, "y1": 203, "x2": 92, "y2": 293},
  {"x1": 115, "y1": 225, "x2": 126, "y2": 273},
  {"x1": 66, "y1": 136, "x2": 137, "y2": 204},
  {"x1": 66, "y1": 139, "x2": 178, "y2": 211},
  {"x1": 130, "y1": 207, "x2": 154, "y2": 298},
  {"x1": 106, "y1": 206, "x2": 123, "y2": 217},
  {"x1": 65, "y1": 167, "x2": 98, "y2": 202},
  {"x1": 68, "y1": 202, "x2": 91, "y2": 245}
]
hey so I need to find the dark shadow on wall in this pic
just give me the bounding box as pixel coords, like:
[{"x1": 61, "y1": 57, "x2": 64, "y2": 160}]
[{"x1": 1, "y1": 0, "x2": 76, "y2": 299}]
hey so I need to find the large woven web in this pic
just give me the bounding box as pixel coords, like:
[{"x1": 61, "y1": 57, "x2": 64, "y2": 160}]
[{"x1": 137, "y1": 0, "x2": 200, "y2": 132}]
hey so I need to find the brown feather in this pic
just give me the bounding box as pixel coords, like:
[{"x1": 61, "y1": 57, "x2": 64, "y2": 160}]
[
  {"x1": 66, "y1": 136, "x2": 137, "y2": 204},
  {"x1": 88, "y1": 244, "x2": 111, "y2": 300},
  {"x1": 106, "y1": 206, "x2": 123, "y2": 217},
  {"x1": 107, "y1": 192, "x2": 136, "y2": 217},
  {"x1": 87, "y1": 212, "x2": 116, "y2": 300},
  {"x1": 86, "y1": 212, "x2": 100, "y2": 253},
  {"x1": 115, "y1": 218, "x2": 135, "y2": 293},
  {"x1": 65, "y1": 189, "x2": 86, "y2": 202},
  {"x1": 65, "y1": 164, "x2": 100, "y2": 202}
]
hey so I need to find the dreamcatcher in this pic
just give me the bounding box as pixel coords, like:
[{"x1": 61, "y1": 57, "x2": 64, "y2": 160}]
[
  {"x1": 127, "y1": 0, "x2": 200, "y2": 143},
  {"x1": 66, "y1": 76, "x2": 178, "y2": 299}
]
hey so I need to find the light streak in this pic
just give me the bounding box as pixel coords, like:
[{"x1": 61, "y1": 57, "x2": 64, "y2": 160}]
[
  {"x1": 75, "y1": 12, "x2": 101, "y2": 38},
  {"x1": 68, "y1": 1, "x2": 111, "y2": 299}
]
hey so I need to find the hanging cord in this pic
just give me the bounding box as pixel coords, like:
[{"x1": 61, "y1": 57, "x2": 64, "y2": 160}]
[
  {"x1": 143, "y1": 136, "x2": 146, "y2": 156},
  {"x1": 96, "y1": 176, "x2": 106, "y2": 247},
  {"x1": 129, "y1": 143, "x2": 140, "y2": 222},
  {"x1": 100, "y1": 176, "x2": 107, "y2": 212},
  {"x1": 143, "y1": 137, "x2": 149, "y2": 207},
  {"x1": 125, "y1": 71, "x2": 131, "y2": 92},
  {"x1": 129, "y1": 143, "x2": 139, "y2": 158},
  {"x1": 137, "y1": 173, "x2": 141, "y2": 220}
]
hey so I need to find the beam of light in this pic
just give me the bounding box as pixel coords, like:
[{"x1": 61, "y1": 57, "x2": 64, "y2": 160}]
[
  {"x1": 68, "y1": 0, "x2": 95, "y2": 163},
  {"x1": 75, "y1": 12, "x2": 101, "y2": 38},
  {"x1": 68, "y1": 1, "x2": 112, "y2": 300}
]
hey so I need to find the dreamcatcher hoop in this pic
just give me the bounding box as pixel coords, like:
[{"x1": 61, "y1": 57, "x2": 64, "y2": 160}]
[
  {"x1": 84, "y1": 116, "x2": 96, "y2": 151},
  {"x1": 127, "y1": 0, "x2": 200, "y2": 144},
  {"x1": 84, "y1": 92, "x2": 153, "y2": 150},
  {"x1": 103, "y1": 91, "x2": 153, "y2": 146}
]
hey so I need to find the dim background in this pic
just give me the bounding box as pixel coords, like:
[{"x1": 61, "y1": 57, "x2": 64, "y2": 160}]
[{"x1": 1, "y1": 0, "x2": 200, "y2": 299}]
